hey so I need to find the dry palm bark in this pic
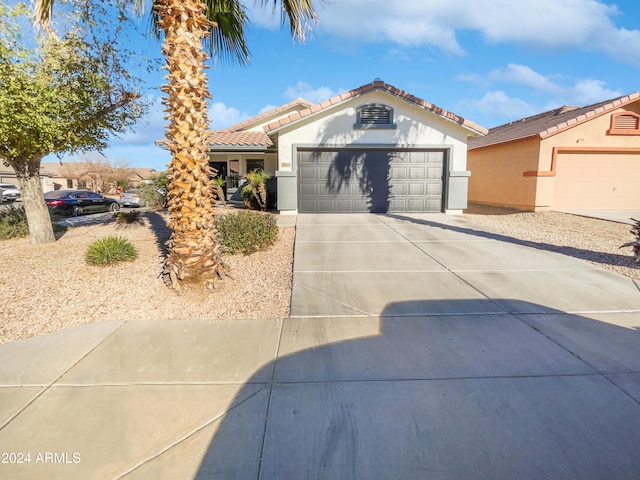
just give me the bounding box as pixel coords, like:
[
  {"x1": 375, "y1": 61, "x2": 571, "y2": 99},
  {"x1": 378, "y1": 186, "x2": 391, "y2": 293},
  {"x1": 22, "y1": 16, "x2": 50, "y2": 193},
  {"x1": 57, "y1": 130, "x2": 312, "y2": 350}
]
[{"x1": 156, "y1": 0, "x2": 226, "y2": 291}]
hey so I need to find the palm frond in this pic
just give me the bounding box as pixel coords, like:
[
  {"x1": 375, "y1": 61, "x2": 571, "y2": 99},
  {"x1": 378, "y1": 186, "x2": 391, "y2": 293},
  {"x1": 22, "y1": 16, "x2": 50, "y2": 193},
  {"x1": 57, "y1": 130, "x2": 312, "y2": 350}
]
[
  {"x1": 261, "y1": 0, "x2": 318, "y2": 42},
  {"x1": 149, "y1": 0, "x2": 250, "y2": 65}
]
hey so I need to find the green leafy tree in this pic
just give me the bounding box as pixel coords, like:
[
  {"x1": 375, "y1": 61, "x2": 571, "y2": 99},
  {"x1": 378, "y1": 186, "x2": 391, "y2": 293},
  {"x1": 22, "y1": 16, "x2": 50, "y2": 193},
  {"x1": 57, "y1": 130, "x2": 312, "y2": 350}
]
[
  {"x1": 36, "y1": 0, "x2": 318, "y2": 290},
  {"x1": 0, "y1": 2, "x2": 149, "y2": 244}
]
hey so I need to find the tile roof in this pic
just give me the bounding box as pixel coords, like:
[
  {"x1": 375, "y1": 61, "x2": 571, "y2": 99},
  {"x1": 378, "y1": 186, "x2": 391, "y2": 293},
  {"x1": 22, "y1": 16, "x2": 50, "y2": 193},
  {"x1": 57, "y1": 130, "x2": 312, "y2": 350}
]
[
  {"x1": 469, "y1": 92, "x2": 640, "y2": 149},
  {"x1": 262, "y1": 79, "x2": 488, "y2": 136},
  {"x1": 169, "y1": 79, "x2": 487, "y2": 150},
  {"x1": 224, "y1": 98, "x2": 313, "y2": 132},
  {"x1": 205, "y1": 130, "x2": 273, "y2": 148}
]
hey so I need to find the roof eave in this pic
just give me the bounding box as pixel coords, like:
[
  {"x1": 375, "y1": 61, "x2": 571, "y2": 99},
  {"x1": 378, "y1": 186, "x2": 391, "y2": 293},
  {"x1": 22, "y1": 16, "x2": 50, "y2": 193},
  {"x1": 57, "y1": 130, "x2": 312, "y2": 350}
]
[
  {"x1": 207, "y1": 145, "x2": 271, "y2": 152},
  {"x1": 469, "y1": 133, "x2": 540, "y2": 150},
  {"x1": 264, "y1": 82, "x2": 488, "y2": 136}
]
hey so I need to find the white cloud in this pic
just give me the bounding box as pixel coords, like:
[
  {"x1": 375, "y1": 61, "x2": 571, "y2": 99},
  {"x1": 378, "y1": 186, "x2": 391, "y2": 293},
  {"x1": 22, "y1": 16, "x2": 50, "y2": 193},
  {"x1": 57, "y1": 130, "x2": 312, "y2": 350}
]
[
  {"x1": 488, "y1": 64, "x2": 565, "y2": 95},
  {"x1": 295, "y1": 0, "x2": 640, "y2": 65},
  {"x1": 208, "y1": 102, "x2": 249, "y2": 129},
  {"x1": 459, "y1": 64, "x2": 624, "y2": 125},
  {"x1": 480, "y1": 64, "x2": 622, "y2": 105},
  {"x1": 466, "y1": 90, "x2": 539, "y2": 120},
  {"x1": 570, "y1": 79, "x2": 622, "y2": 104},
  {"x1": 282, "y1": 81, "x2": 343, "y2": 103}
]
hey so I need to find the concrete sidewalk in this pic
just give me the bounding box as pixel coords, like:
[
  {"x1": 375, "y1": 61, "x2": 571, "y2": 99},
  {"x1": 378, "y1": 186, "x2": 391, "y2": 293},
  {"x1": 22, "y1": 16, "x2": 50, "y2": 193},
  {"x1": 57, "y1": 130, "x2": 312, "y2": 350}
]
[{"x1": 1, "y1": 213, "x2": 640, "y2": 479}]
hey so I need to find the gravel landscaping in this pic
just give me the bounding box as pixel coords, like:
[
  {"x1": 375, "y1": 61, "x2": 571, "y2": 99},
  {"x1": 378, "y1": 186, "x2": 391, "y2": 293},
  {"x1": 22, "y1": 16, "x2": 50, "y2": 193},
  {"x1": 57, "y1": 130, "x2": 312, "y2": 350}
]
[
  {"x1": 0, "y1": 208, "x2": 294, "y2": 344},
  {"x1": 462, "y1": 205, "x2": 639, "y2": 281},
  {"x1": 1, "y1": 206, "x2": 638, "y2": 344}
]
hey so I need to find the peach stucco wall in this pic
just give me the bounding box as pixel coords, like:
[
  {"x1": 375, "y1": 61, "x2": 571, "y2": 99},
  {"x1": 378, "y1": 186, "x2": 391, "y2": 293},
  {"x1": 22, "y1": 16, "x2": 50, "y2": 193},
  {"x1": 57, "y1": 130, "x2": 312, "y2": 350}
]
[
  {"x1": 469, "y1": 102, "x2": 640, "y2": 211},
  {"x1": 467, "y1": 137, "x2": 540, "y2": 210},
  {"x1": 537, "y1": 105, "x2": 640, "y2": 209}
]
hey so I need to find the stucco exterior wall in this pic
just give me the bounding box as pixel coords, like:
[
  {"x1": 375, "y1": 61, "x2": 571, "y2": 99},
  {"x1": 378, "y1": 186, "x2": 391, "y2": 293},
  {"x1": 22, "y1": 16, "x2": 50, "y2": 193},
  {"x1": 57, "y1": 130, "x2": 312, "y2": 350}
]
[
  {"x1": 469, "y1": 103, "x2": 640, "y2": 211},
  {"x1": 272, "y1": 91, "x2": 478, "y2": 214},
  {"x1": 275, "y1": 91, "x2": 472, "y2": 172},
  {"x1": 539, "y1": 105, "x2": 640, "y2": 168},
  {"x1": 535, "y1": 106, "x2": 640, "y2": 209},
  {"x1": 468, "y1": 137, "x2": 541, "y2": 210}
]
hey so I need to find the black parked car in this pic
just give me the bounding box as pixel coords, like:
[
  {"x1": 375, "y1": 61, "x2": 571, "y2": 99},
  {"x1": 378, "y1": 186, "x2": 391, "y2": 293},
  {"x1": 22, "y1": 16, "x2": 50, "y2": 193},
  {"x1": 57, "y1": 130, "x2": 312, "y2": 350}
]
[{"x1": 44, "y1": 190, "x2": 121, "y2": 217}]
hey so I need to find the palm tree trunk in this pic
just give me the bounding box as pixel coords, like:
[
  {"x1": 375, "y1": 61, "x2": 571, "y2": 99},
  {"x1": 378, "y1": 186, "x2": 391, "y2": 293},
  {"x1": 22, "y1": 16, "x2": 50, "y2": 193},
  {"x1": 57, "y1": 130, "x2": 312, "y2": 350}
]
[{"x1": 156, "y1": 0, "x2": 225, "y2": 291}]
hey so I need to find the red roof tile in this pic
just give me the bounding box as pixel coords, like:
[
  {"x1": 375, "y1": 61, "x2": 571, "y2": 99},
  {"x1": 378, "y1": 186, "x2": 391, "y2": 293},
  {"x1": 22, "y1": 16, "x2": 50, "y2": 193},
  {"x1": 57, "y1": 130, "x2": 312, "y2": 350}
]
[
  {"x1": 262, "y1": 79, "x2": 487, "y2": 135},
  {"x1": 223, "y1": 98, "x2": 313, "y2": 132},
  {"x1": 205, "y1": 130, "x2": 272, "y2": 148}
]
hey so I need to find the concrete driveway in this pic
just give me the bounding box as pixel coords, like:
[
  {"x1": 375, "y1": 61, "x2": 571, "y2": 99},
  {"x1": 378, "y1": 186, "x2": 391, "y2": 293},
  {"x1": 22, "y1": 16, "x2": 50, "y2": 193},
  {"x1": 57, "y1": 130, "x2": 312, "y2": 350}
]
[{"x1": 1, "y1": 213, "x2": 639, "y2": 479}]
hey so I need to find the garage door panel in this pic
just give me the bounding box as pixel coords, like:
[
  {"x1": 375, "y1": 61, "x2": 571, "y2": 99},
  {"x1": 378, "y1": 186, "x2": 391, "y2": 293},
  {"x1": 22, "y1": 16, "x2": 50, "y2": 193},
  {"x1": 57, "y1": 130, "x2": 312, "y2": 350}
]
[
  {"x1": 407, "y1": 198, "x2": 426, "y2": 211},
  {"x1": 300, "y1": 183, "x2": 318, "y2": 196},
  {"x1": 408, "y1": 183, "x2": 426, "y2": 196},
  {"x1": 428, "y1": 167, "x2": 443, "y2": 178},
  {"x1": 426, "y1": 198, "x2": 442, "y2": 211},
  {"x1": 409, "y1": 167, "x2": 426, "y2": 179},
  {"x1": 298, "y1": 149, "x2": 445, "y2": 213},
  {"x1": 299, "y1": 166, "x2": 320, "y2": 180},
  {"x1": 427, "y1": 183, "x2": 443, "y2": 196},
  {"x1": 391, "y1": 183, "x2": 408, "y2": 196},
  {"x1": 391, "y1": 167, "x2": 407, "y2": 179}
]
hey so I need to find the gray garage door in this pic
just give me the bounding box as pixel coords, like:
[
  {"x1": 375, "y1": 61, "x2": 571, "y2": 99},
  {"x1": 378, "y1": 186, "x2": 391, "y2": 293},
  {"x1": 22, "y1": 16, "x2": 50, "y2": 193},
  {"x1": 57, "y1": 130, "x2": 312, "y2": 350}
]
[{"x1": 298, "y1": 148, "x2": 445, "y2": 213}]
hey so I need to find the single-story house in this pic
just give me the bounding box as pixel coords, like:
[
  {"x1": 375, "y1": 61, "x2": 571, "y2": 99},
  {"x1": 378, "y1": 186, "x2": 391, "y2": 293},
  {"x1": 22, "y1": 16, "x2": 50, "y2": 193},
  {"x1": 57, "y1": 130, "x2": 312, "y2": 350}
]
[
  {"x1": 194, "y1": 79, "x2": 487, "y2": 214},
  {"x1": 468, "y1": 92, "x2": 640, "y2": 211}
]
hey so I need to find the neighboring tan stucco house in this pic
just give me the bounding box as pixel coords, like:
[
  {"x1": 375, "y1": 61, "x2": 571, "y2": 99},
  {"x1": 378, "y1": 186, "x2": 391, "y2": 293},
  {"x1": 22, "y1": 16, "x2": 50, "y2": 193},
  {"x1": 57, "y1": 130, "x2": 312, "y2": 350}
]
[
  {"x1": 198, "y1": 79, "x2": 487, "y2": 214},
  {"x1": 468, "y1": 92, "x2": 640, "y2": 211},
  {"x1": 0, "y1": 162, "x2": 157, "y2": 193}
]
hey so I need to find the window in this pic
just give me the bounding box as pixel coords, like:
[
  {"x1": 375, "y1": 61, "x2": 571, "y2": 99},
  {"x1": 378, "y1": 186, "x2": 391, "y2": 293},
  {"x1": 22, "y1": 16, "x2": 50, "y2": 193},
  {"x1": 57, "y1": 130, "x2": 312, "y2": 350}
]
[
  {"x1": 246, "y1": 159, "x2": 264, "y2": 173},
  {"x1": 354, "y1": 104, "x2": 396, "y2": 129},
  {"x1": 608, "y1": 112, "x2": 640, "y2": 135},
  {"x1": 66, "y1": 179, "x2": 73, "y2": 189},
  {"x1": 229, "y1": 160, "x2": 239, "y2": 176}
]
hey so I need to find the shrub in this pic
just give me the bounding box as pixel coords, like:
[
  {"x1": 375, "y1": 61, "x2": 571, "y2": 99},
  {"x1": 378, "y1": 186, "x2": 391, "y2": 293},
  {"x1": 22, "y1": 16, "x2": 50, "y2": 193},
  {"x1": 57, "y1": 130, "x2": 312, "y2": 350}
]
[
  {"x1": 85, "y1": 236, "x2": 138, "y2": 266},
  {"x1": 217, "y1": 211, "x2": 279, "y2": 255},
  {"x1": 0, "y1": 204, "x2": 67, "y2": 240},
  {"x1": 242, "y1": 170, "x2": 271, "y2": 211},
  {"x1": 114, "y1": 210, "x2": 141, "y2": 224},
  {"x1": 136, "y1": 172, "x2": 169, "y2": 208},
  {"x1": 0, "y1": 204, "x2": 29, "y2": 240}
]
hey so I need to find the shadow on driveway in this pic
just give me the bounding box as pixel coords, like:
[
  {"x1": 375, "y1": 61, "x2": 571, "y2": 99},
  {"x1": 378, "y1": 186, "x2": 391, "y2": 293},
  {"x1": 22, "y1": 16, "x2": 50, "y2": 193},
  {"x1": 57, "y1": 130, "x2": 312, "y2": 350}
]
[
  {"x1": 385, "y1": 212, "x2": 637, "y2": 273},
  {"x1": 127, "y1": 299, "x2": 640, "y2": 479}
]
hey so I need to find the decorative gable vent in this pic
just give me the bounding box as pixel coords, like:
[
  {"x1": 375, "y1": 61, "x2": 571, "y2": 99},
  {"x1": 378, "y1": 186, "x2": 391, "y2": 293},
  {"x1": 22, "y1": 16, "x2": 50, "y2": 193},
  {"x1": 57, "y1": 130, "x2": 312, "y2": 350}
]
[
  {"x1": 614, "y1": 114, "x2": 639, "y2": 129},
  {"x1": 609, "y1": 112, "x2": 640, "y2": 135},
  {"x1": 355, "y1": 104, "x2": 397, "y2": 129}
]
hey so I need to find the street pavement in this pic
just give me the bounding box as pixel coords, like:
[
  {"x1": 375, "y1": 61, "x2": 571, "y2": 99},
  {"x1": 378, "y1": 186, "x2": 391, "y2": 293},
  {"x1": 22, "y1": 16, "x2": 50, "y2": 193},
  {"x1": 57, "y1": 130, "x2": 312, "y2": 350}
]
[{"x1": 1, "y1": 213, "x2": 639, "y2": 479}]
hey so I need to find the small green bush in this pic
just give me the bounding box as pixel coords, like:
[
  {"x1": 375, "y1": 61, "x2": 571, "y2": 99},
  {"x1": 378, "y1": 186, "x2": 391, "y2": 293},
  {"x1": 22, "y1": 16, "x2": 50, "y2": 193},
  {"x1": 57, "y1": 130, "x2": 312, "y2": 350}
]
[
  {"x1": 217, "y1": 211, "x2": 279, "y2": 255},
  {"x1": 85, "y1": 236, "x2": 138, "y2": 266},
  {"x1": 114, "y1": 210, "x2": 141, "y2": 224},
  {"x1": 0, "y1": 204, "x2": 29, "y2": 240}
]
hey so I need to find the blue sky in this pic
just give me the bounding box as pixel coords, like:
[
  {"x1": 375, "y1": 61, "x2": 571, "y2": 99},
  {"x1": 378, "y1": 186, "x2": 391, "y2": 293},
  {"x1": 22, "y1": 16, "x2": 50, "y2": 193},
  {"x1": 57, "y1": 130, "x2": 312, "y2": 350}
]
[{"x1": 54, "y1": 0, "x2": 640, "y2": 171}]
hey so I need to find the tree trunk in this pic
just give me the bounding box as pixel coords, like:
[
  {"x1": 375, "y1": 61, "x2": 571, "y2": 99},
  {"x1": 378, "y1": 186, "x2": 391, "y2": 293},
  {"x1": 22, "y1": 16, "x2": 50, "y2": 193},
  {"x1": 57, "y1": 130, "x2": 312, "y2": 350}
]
[
  {"x1": 156, "y1": 0, "x2": 225, "y2": 291},
  {"x1": 8, "y1": 157, "x2": 55, "y2": 245}
]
